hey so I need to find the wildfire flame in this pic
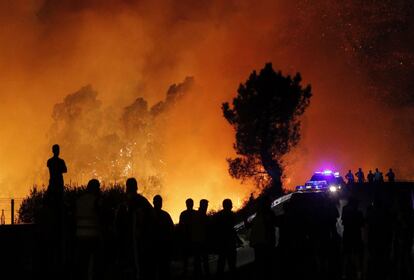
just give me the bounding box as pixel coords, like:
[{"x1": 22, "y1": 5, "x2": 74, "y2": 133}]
[{"x1": 0, "y1": 1, "x2": 413, "y2": 221}]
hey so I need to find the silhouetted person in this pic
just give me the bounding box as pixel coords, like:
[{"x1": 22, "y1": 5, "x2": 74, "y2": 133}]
[
  {"x1": 249, "y1": 196, "x2": 278, "y2": 279},
  {"x1": 152, "y1": 195, "x2": 174, "y2": 280},
  {"x1": 341, "y1": 197, "x2": 364, "y2": 280},
  {"x1": 385, "y1": 168, "x2": 395, "y2": 182},
  {"x1": 345, "y1": 170, "x2": 355, "y2": 184},
  {"x1": 374, "y1": 168, "x2": 381, "y2": 183},
  {"x1": 116, "y1": 178, "x2": 153, "y2": 280},
  {"x1": 215, "y1": 199, "x2": 237, "y2": 279},
  {"x1": 178, "y1": 198, "x2": 197, "y2": 277},
  {"x1": 193, "y1": 199, "x2": 211, "y2": 278},
  {"x1": 75, "y1": 179, "x2": 102, "y2": 280},
  {"x1": 47, "y1": 144, "x2": 67, "y2": 194},
  {"x1": 367, "y1": 170, "x2": 374, "y2": 184},
  {"x1": 355, "y1": 168, "x2": 365, "y2": 183},
  {"x1": 46, "y1": 144, "x2": 67, "y2": 272},
  {"x1": 46, "y1": 144, "x2": 67, "y2": 213}
]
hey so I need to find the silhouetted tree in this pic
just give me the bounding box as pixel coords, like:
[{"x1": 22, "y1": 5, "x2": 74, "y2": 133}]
[{"x1": 222, "y1": 63, "x2": 312, "y2": 193}]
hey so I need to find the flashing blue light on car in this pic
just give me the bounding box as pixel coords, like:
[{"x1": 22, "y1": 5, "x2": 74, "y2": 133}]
[
  {"x1": 297, "y1": 169, "x2": 344, "y2": 193},
  {"x1": 314, "y1": 170, "x2": 337, "y2": 176}
]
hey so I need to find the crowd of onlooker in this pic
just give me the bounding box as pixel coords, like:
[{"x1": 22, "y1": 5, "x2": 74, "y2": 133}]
[
  {"x1": 344, "y1": 168, "x2": 395, "y2": 184},
  {"x1": 40, "y1": 176, "x2": 241, "y2": 280},
  {"x1": 38, "y1": 177, "x2": 412, "y2": 280},
  {"x1": 34, "y1": 145, "x2": 413, "y2": 280}
]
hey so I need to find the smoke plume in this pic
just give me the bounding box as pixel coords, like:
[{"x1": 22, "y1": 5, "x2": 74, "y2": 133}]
[{"x1": 1, "y1": 0, "x2": 413, "y2": 219}]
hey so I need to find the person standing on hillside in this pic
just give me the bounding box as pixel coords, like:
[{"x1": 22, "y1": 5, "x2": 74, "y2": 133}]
[
  {"x1": 152, "y1": 195, "x2": 174, "y2": 280},
  {"x1": 47, "y1": 144, "x2": 67, "y2": 207},
  {"x1": 374, "y1": 168, "x2": 382, "y2": 183},
  {"x1": 178, "y1": 198, "x2": 197, "y2": 277},
  {"x1": 215, "y1": 199, "x2": 238, "y2": 279},
  {"x1": 46, "y1": 144, "x2": 67, "y2": 273},
  {"x1": 193, "y1": 199, "x2": 211, "y2": 278},
  {"x1": 367, "y1": 170, "x2": 374, "y2": 184},
  {"x1": 75, "y1": 179, "x2": 102, "y2": 280},
  {"x1": 116, "y1": 178, "x2": 154, "y2": 280},
  {"x1": 345, "y1": 170, "x2": 355, "y2": 185},
  {"x1": 355, "y1": 168, "x2": 365, "y2": 183},
  {"x1": 385, "y1": 168, "x2": 395, "y2": 182}
]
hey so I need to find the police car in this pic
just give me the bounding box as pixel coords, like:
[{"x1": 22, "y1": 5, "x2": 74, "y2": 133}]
[{"x1": 296, "y1": 170, "x2": 345, "y2": 193}]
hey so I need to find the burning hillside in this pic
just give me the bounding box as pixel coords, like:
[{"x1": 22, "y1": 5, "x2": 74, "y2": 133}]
[
  {"x1": 1, "y1": 1, "x2": 414, "y2": 219},
  {"x1": 47, "y1": 77, "x2": 193, "y2": 194}
]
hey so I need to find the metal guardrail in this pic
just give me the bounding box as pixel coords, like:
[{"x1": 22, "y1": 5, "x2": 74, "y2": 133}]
[{"x1": 234, "y1": 193, "x2": 293, "y2": 232}]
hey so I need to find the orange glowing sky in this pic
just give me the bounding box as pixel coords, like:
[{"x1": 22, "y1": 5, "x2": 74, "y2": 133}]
[{"x1": 1, "y1": 0, "x2": 413, "y2": 220}]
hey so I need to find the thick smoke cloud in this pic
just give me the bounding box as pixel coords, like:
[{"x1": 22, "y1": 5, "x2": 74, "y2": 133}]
[
  {"x1": 47, "y1": 77, "x2": 194, "y2": 199},
  {"x1": 1, "y1": 0, "x2": 413, "y2": 218}
]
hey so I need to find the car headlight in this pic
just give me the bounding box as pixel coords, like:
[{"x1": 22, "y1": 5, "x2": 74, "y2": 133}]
[{"x1": 329, "y1": 185, "x2": 338, "y2": 192}]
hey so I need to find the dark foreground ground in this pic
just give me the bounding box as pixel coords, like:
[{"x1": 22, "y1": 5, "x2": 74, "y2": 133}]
[{"x1": 0, "y1": 182, "x2": 413, "y2": 280}]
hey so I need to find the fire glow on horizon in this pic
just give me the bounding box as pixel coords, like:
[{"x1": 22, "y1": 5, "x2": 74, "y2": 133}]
[{"x1": 1, "y1": 1, "x2": 414, "y2": 220}]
